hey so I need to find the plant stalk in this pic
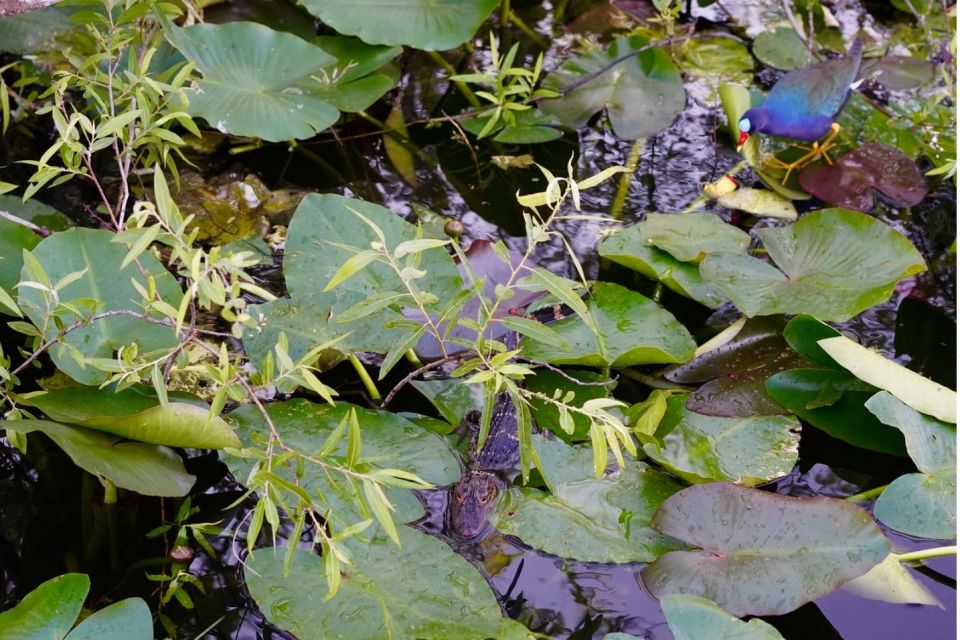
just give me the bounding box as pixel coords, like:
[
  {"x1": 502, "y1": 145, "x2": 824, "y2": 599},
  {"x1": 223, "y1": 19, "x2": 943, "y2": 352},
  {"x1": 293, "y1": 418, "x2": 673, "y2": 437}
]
[
  {"x1": 349, "y1": 354, "x2": 381, "y2": 401},
  {"x1": 895, "y1": 546, "x2": 957, "y2": 563},
  {"x1": 610, "y1": 138, "x2": 645, "y2": 219}
]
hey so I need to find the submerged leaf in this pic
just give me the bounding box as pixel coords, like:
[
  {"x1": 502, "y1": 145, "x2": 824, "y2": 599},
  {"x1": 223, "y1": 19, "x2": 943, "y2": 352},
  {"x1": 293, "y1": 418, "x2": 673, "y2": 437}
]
[{"x1": 641, "y1": 483, "x2": 891, "y2": 616}]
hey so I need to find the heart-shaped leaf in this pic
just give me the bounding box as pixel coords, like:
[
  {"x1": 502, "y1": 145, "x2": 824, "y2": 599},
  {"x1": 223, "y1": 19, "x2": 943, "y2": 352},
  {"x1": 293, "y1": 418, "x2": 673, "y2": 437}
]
[
  {"x1": 3, "y1": 420, "x2": 195, "y2": 496},
  {"x1": 18, "y1": 228, "x2": 182, "y2": 385},
  {"x1": 542, "y1": 35, "x2": 685, "y2": 139},
  {"x1": 603, "y1": 213, "x2": 751, "y2": 263},
  {"x1": 641, "y1": 483, "x2": 891, "y2": 616},
  {"x1": 799, "y1": 143, "x2": 928, "y2": 212},
  {"x1": 244, "y1": 529, "x2": 533, "y2": 640},
  {"x1": 492, "y1": 434, "x2": 685, "y2": 562},
  {"x1": 700, "y1": 209, "x2": 926, "y2": 321},
  {"x1": 520, "y1": 282, "x2": 696, "y2": 367},
  {"x1": 0, "y1": 573, "x2": 88, "y2": 640},
  {"x1": 296, "y1": 0, "x2": 499, "y2": 50},
  {"x1": 643, "y1": 395, "x2": 800, "y2": 486},
  {"x1": 865, "y1": 392, "x2": 956, "y2": 539}
]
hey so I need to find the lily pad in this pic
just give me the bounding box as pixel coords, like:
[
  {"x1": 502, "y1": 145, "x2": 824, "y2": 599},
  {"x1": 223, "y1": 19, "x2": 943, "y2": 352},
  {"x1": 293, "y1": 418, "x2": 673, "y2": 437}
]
[
  {"x1": 598, "y1": 241, "x2": 728, "y2": 308},
  {"x1": 644, "y1": 394, "x2": 800, "y2": 485},
  {"x1": 492, "y1": 434, "x2": 685, "y2": 563},
  {"x1": 163, "y1": 21, "x2": 397, "y2": 141},
  {"x1": 542, "y1": 35, "x2": 686, "y2": 139},
  {"x1": 0, "y1": 196, "x2": 71, "y2": 298},
  {"x1": 18, "y1": 228, "x2": 182, "y2": 385},
  {"x1": 766, "y1": 369, "x2": 907, "y2": 455},
  {"x1": 752, "y1": 28, "x2": 812, "y2": 70},
  {"x1": 718, "y1": 187, "x2": 798, "y2": 220},
  {"x1": 0, "y1": 573, "x2": 87, "y2": 640},
  {"x1": 818, "y1": 335, "x2": 956, "y2": 423},
  {"x1": 226, "y1": 399, "x2": 460, "y2": 529},
  {"x1": 865, "y1": 392, "x2": 956, "y2": 539},
  {"x1": 2, "y1": 420, "x2": 195, "y2": 497},
  {"x1": 525, "y1": 369, "x2": 614, "y2": 443},
  {"x1": 661, "y1": 594, "x2": 785, "y2": 640},
  {"x1": 604, "y1": 213, "x2": 750, "y2": 263},
  {"x1": 520, "y1": 282, "x2": 696, "y2": 367},
  {"x1": 244, "y1": 529, "x2": 533, "y2": 640},
  {"x1": 665, "y1": 316, "x2": 811, "y2": 417},
  {"x1": 641, "y1": 483, "x2": 891, "y2": 616},
  {"x1": 411, "y1": 378, "x2": 478, "y2": 426},
  {"x1": 296, "y1": 0, "x2": 499, "y2": 50},
  {"x1": 843, "y1": 553, "x2": 941, "y2": 606},
  {"x1": 682, "y1": 36, "x2": 754, "y2": 81},
  {"x1": 700, "y1": 208, "x2": 927, "y2": 321},
  {"x1": 781, "y1": 314, "x2": 842, "y2": 368},
  {"x1": 14, "y1": 384, "x2": 240, "y2": 449},
  {"x1": 799, "y1": 143, "x2": 928, "y2": 212}
]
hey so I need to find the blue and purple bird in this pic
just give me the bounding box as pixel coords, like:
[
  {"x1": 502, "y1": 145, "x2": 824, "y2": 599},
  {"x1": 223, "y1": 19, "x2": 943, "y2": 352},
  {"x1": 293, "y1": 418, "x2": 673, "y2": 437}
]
[{"x1": 736, "y1": 37, "x2": 864, "y2": 180}]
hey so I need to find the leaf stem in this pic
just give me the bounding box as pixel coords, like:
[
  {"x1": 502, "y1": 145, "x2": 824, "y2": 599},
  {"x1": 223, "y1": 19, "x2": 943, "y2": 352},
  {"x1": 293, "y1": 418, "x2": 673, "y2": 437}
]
[
  {"x1": 895, "y1": 546, "x2": 957, "y2": 563},
  {"x1": 349, "y1": 354, "x2": 381, "y2": 401},
  {"x1": 610, "y1": 138, "x2": 644, "y2": 220},
  {"x1": 427, "y1": 51, "x2": 482, "y2": 108},
  {"x1": 845, "y1": 485, "x2": 888, "y2": 502}
]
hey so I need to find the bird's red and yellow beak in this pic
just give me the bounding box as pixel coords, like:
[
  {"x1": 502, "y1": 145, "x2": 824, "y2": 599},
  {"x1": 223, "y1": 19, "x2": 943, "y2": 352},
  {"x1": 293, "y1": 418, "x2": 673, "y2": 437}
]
[{"x1": 736, "y1": 130, "x2": 749, "y2": 151}]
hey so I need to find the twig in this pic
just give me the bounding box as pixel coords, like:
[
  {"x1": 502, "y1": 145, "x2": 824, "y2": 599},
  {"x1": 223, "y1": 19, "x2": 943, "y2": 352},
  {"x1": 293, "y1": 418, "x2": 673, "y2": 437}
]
[
  {"x1": 779, "y1": 0, "x2": 822, "y2": 60},
  {"x1": 513, "y1": 357, "x2": 618, "y2": 386},
  {"x1": 379, "y1": 354, "x2": 465, "y2": 408},
  {"x1": 0, "y1": 209, "x2": 49, "y2": 236}
]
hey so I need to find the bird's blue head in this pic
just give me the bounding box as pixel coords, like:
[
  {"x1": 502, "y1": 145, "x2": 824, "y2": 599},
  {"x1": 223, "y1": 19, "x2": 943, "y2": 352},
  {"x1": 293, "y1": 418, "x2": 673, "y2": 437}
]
[{"x1": 737, "y1": 107, "x2": 770, "y2": 149}]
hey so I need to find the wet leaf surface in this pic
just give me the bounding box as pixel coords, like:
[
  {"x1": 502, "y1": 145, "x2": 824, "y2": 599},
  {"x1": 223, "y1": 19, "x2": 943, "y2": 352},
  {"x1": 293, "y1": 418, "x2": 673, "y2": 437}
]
[
  {"x1": 718, "y1": 187, "x2": 798, "y2": 219},
  {"x1": 799, "y1": 143, "x2": 928, "y2": 212},
  {"x1": 700, "y1": 209, "x2": 927, "y2": 321},
  {"x1": 643, "y1": 394, "x2": 800, "y2": 486},
  {"x1": 865, "y1": 392, "x2": 956, "y2": 539},
  {"x1": 245, "y1": 528, "x2": 533, "y2": 640},
  {"x1": 602, "y1": 212, "x2": 750, "y2": 263},
  {"x1": 2, "y1": 420, "x2": 195, "y2": 496},
  {"x1": 17, "y1": 228, "x2": 182, "y2": 385},
  {"x1": 641, "y1": 483, "x2": 891, "y2": 617},
  {"x1": 492, "y1": 434, "x2": 685, "y2": 562},
  {"x1": 766, "y1": 369, "x2": 907, "y2": 455},
  {"x1": 752, "y1": 28, "x2": 812, "y2": 70},
  {"x1": 661, "y1": 594, "x2": 785, "y2": 639},
  {"x1": 227, "y1": 399, "x2": 460, "y2": 527},
  {"x1": 542, "y1": 35, "x2": 686, "y2": 139},
  {"x1": 0, "y1": 574, "x2": 88, "y2": 640},
  {"x1": 520, "y1": 282, "x2": 696, "y2": 367}
]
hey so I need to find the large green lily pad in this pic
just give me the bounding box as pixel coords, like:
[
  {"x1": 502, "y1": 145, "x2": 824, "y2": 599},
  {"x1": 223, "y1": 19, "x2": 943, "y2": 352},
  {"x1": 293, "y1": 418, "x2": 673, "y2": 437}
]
[
  {"x1": 0, "y1": 573, "x2": 88, "y2": 640},
  {"x1": 0, "y1": 196, "x2": 71, "y2": 298},
  {"x1": 2, "y1": 420, "x2": 195, "y2": 496},
  {"x1": 752, "y1": 28, "x2": 812, "y2": 70},
  {"x1": 598, "y1": 242, "x2": 727, "y2": 308},
  {"x1": 226, "y1": 399, "x2": 460, "y2": 529},
  {"x1": 700, "y1": 209, "x2": 927, "y2": 321},
  {"x1": 542, "y1": 35, "x2": 686, "y2": 139},
  {"x1": 766, "y1": 369, "x2": 906, "y2": 455},
  {"x1": 296, "y1": 0, "x2": 498, "y2": 50},
  {"x1": 492, "y1": 434, "x2": 685, "y2": 563},
  {"x1": 866, "y1": 392, "x2": 956, "y2": 539},
  {"x1": 641, "y1": 483, "x2": 891, "y2": 616},
  {"x1": 603, "y1": 213, "x2": 750, "y2": 263},
  {"x1": 643, "y1": 395, "x2": 800, "y2": 486},
  {"x1": 520, "y1": 282, "x2": 696, "y2": 367},
  {"x1": 661, "y1": 594, "x2": 785, "y2": 640},
  {"x1": 15, "y1": 384, "x2": 239, "y2": 449},
  {"x1": 164, "y1": 21, "x2": 397, "y2": 141},
  {"x1": 18, "y1": 228, "x2": 182, "y2": 385},
  {"x1": 245, "y1": 528, "x2": 532, "y2": 640}
]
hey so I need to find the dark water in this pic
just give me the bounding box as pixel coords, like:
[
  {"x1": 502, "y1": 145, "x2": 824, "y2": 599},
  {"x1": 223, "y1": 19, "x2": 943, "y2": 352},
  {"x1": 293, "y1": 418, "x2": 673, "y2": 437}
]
[{"x1": 0, "y1": 0, "x2": 956, "y2": 638}]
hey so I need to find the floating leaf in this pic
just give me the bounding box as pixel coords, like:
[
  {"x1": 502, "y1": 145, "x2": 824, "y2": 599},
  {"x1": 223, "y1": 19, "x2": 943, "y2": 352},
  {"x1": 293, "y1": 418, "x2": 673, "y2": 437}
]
[
  {"x1": 226, "y1": 399, "x2": 460, "y2": 529},
  {"x1": 15, "y1": 384, "x2": 240, "y2": 449},
  {"x1": 3, "y1": 420, "x2": 195, "y2": 497},
  {"x1": 682, "y1": 36, "x2": 754, "y2": 80},
  {"x1": 0, "y1": 573, "x2": 88, "y2": 640},
  {"x1": 665, "y1": 316, "x2": 810, "y2": 417},
  {"x1": 641, "y1": 483, "x2": 891, "y2": 616},
  {"x1": 542, "y1": 35, "x2": 686, "y2": 139},
  {"x1": 244, "y1": 530, "x2": 533, "y2": 640},
  {"x1": 700, "y1": 209, "x2": 926, "y2": 321},
  {"x1": 604, "y1": 213, "x2": 750, "y2": 263},
  {"x1": 520, "y1": 282, "x2": 696, "y2": 367},
  {"x1": 296, "y1": 0, "x2": 499, "y2": 50},
  {"x1": 0, "y1": 196, "x2": 71, "y2": 298},
  {"x1": 718, "y1": 187, "x2": 798, "y2": 219},
  {"x1": 819, "y1": 335, "x2": 956, "y2": 423},
  {"x1": 766, "y1": 369, "x2": 906, "y2": 455},
  {"x1": 643, "y1": 395, "x2": 800, "y2": 486},
  {"x1": 18, "y1": 228, "x2": 182, "y2": 385},
  {"x1": 781, "y1": 314, "x2": 842, "y2": 368},
  {"x1": 492, "y1": 434, "x2": 685, "y2": 563},
  {"x1": 661, "y1": 594, "x2": 785, "y2": 640},
  {"x1": 843, "y1": 552, "x2": 942, "y2": 606},
  {"x1": 865, "y1": 392, "x2": 956, "y2": 539},
  {"x1": 411, "y1": 378, "x2": 478, "y2": 426},
  {"x1": 752, "y1": 28, "x2": 812, "y2": 70},
  {"x1": 64, "y1": 598, "x2": 153, "y2": 640},
  {"x1": 799, "y1": 143, "x2": 928, "y2": 212}
]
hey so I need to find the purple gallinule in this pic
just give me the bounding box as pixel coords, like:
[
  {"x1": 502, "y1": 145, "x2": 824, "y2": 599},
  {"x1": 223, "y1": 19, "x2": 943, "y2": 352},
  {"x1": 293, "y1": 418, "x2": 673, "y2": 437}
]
[{"x1": 737, "y1": 38, "x2": 864, "y2": 183}]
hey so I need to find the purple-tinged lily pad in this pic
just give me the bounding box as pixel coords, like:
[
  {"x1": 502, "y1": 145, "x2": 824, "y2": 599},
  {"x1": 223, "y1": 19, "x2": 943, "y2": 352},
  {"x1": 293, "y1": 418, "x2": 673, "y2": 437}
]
[
  {"x1": 799, "y1": 143, "x2": 928, "y2": 212},
  {"x1": 641, "y1": 483, "x2": 891, "y2": 617}
]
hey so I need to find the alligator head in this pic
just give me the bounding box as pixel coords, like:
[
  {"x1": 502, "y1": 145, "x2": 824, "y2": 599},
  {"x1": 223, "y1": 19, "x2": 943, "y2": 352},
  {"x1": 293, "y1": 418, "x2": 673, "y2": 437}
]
[{"x1": 450, "y1": 470, "x2": 502, "y2": 539}]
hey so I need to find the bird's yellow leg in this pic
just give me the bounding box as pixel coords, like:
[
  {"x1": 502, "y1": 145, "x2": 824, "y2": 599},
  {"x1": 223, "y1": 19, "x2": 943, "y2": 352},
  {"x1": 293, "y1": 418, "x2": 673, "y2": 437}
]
[{"x1": 765, "y1": 123, "x2": 842, "y2": 184}]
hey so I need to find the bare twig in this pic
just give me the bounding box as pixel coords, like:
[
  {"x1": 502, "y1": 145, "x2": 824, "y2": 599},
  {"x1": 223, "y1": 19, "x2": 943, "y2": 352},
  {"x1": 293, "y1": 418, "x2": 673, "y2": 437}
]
[
  {"x1": 0, "y1": 209, "x2": 50, "y2": 236},
  {"x1": 379, "y1": 354, "x2": 466, "y2": 408}
]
